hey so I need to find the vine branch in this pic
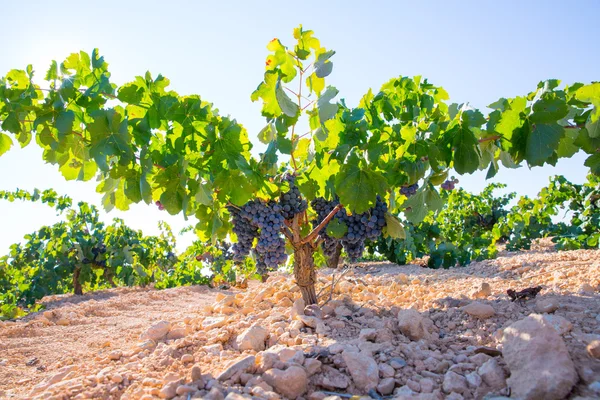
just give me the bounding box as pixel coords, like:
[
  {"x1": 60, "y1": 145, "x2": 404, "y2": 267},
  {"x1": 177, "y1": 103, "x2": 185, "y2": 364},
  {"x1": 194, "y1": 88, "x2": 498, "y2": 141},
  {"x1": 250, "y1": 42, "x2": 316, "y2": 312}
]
[{"x1": 301, "y1": 204, "x2": 343, "y2": 245}]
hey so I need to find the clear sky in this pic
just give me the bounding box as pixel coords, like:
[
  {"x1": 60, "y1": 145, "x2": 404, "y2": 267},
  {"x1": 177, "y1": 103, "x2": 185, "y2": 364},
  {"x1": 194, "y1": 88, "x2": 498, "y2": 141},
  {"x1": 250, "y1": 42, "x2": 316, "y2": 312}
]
[{"x1": 1, "y1": 0, "x2": 598, "y2": 254}]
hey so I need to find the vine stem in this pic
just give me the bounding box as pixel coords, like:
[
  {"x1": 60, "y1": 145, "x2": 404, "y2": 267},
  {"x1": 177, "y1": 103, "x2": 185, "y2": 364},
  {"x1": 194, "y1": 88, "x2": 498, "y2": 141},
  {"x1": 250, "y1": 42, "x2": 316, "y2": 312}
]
[{"x1": 301, "y1": 203, "x2": 343, "y2": 245}]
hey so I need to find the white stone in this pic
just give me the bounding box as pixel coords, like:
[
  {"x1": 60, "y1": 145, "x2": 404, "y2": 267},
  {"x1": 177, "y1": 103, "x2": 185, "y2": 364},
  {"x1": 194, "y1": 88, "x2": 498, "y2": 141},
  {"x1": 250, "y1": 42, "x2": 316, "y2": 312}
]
[
  {"x1": 342, "y1": 350, "x2": 379, "y2": 391},
  {"x1": 236, "y1": 326, "x2": 269, "y2": 352},
  {"x1": 461, "y1": 302, "x2": 495, "y2": 319},
  {"x1": 502, "y1": 314, "x2": 577, "y2": 400}
]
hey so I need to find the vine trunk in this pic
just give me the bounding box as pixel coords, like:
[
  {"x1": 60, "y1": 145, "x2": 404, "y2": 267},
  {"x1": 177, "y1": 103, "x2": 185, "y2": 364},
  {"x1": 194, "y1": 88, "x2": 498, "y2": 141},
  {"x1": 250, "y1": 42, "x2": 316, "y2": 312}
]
[
  {"x1": 73, "y1": 267, "x2": 83, "y2": 295},
  {"x1": 293, "y1": 243, "x2": 317, "y2": 305},
  {"x1": 327, "y1": 243, "x2": 343, "y2": 269}
]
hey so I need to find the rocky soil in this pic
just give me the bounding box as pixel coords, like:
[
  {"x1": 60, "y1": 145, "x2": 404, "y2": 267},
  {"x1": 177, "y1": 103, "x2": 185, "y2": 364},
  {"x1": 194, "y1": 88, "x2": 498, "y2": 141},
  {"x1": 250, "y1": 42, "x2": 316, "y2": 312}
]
[{"x1": 1, "y1": 240, "x2": 599, "y2": 400}]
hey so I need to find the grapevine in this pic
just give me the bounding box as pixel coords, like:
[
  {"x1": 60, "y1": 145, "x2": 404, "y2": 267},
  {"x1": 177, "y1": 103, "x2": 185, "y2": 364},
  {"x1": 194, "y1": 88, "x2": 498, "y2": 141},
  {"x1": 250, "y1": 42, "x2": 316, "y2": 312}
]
[{"x1": 1, "y1": 26, "x2": 598, "y2": 304}]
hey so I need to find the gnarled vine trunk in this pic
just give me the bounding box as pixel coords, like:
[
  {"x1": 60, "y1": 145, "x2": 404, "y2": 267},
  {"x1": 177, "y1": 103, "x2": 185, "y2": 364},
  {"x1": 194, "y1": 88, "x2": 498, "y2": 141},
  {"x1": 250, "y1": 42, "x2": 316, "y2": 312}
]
[
  {"x1": 73, "y1": 267, "x2": 83, "y2": 295},
  {"x1": 326, "y1": 243, "x2": 343, "y2": 269},
  {"x1": 294, "y1": 243, "x2": 317, "y2": 305}
]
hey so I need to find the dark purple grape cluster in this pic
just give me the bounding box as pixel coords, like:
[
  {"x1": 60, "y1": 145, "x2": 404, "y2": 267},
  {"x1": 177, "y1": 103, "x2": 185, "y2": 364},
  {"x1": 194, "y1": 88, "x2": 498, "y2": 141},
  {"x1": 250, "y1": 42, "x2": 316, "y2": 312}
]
[
  {"x1": 400, "y1": 183, "x2": 419, "y2": 197},
  {"x1": 311, "y1": 196, "x2": 388, "y2": 261},
  {"x1": 226, "y1": 204, "x2": 259, "y2": 262},
  {"x1": 441, "y1": 178, "x2": 459, "y2": 191},
  {"x1": 310, "y1": 197, "x2": 341, "y2": 258},
  {"x1": 228, "y1": 199, "x2": 288, "y2": 270},
  {"x1": 279, "y1": 174, "x2": 308, "y2": 220}
]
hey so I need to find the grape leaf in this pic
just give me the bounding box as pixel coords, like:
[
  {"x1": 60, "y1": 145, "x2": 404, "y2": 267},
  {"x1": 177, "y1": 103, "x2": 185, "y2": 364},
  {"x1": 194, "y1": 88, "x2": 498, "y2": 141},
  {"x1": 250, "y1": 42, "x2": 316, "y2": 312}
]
[
  {"x1": 384, "y1": 213, "x2": 406, "y2": 239},
  {"x1": 275, "y1": 79, "x2": 299, "y2": 118},
  {"x1": 575, "y1": 83, "x2": 600, "y2": 125},
  {"x1": 526, "y1": 123, "x2": 564, "y2": 166},
  {"x1": 1, "y1": 113, "x2": 21, "y2": 134},
  {"x1": 0, "y1": 133, "x2": 13, "y2": 156},
  {"x1": 453, "y1": 126, "x2": 480, "y2": 174},
  {"x1": 335, "y1": 161, "x2": 389, "y2": 214},
  {"x1": 584, "y1": 153, "x2": 600, "y2": 175},
  {"x1": 318, "y1": 86, "x2": 339, "y2": 124},
  {"x1": 315, "y1": 50, "x2": 335, "y2": 78},
  {"x1": 326, "y1": 219, "x2": 347, "y2": 239},
  {"x1": 258, "y1": 123, "x2": 276, "y2": 144}
]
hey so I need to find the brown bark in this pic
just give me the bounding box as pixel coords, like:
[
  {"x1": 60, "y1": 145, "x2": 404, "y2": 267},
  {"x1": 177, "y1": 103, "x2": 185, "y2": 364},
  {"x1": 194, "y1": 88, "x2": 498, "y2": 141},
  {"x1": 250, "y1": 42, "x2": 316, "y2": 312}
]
[
  {"x1": 326, "y1": 242, "x2": 343, "y2": 269},
  {"x1": 73, "y1": 267, "x2": 83, "y2": 295},
  {"x1": 293, "y1": 242, "x2": 318, "y2": 305}
]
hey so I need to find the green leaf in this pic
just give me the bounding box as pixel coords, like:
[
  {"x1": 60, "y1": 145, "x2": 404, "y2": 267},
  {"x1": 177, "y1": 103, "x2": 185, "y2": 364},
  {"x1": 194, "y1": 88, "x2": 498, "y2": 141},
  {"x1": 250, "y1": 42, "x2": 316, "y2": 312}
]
[
  {"x1": 258, "y1": 123, "x2": 276, "y2": 144},
  {"x1": 453, "y1": 127, "x2": 480, "y2": 174},
  {"x1": 335, "y1": 158, "x2": 389, "y2": 214},
  {"x1": 251, "y1": 71, "x2": 282, "y2": 119},
  {"x1": 118, "y1": 82, "x2": 145, "y2": 104},
  {"x1": 575, "y1": 83, "x2": 600, "y2": 123},
  {"x1": 314, "y1": 50, "x2": 335, "y2": 78},
  {"x1": 275, "y1": 79, "x2": 299, "y2": 118},
  {"x1": 584, "y1": 153, "x2": 600, "y2": 175},
  {"x1": 1, "y1": 113, "x2": 21, "y2": 134},
  {"x1": 557, "y1": 129, "x2": 580, "y2": 158},
  {"x1": 215, "y1": 170, "x2": 256, "y2": 206},
  {"x1": 530, "y1": 97, "x2": 569, "y2": 123},
  {"x1": 56, "y1": 110, "x2": 75, "y2": 136},
  {"x1": 326, "y1": 219, "x2": 347, "y2": 239},
  {"x1": 318, "y1": 86, "x2": 339, "y2": 124},
  {"x1": 0, "y1": 133, "x2": 13, "y2": 156},
  {"x1": 195, "y1": 181, "x2": 213, "y2": 206},
  {"x1": 402, "y1": 191, "x2": 428, "y2": 224},
  {"x1": 526, "y1": 123, "x2": 564, "y2": 166},
  {"x1": 45, "y1": 60, "x2": 58, "y2": 81},
  {"x1": 586, "y1": 117, "x2": 600, "y2": 139},
  {"x1": 425, "y1": 187, "x2": 444, "y2": 212},
  {"x1": 384, "y1": 213, "x2": 406, "y2": 239}
]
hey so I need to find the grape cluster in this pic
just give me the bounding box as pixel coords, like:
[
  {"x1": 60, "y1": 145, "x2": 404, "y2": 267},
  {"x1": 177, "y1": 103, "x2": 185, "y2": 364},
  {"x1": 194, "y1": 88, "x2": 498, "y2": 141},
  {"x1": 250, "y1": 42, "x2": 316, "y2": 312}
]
[
  {"x1": 91, "y1": 244, "x2": 106, "y2": 257},
  {"x1": 311, "y1": 196, "x2": 388, "y2": 261},
  {"x1": 228, "y1": 199, "x2": 288, "y2": 270},
  {"x1": 400, "y1": 183, "x2": 419, "y2": 197},
  {"x1": 279, "y1": 174, "x2": 308, "y2": 220},
  {"x1": 226, "y1": 204, "x2": 259, "y2": 262},
  {"x1": 311, "y1": 197, "x2": 341, "y2": 258},
  {"x1": 441, "y1": 178, "x2": 459, "y2": 191}
]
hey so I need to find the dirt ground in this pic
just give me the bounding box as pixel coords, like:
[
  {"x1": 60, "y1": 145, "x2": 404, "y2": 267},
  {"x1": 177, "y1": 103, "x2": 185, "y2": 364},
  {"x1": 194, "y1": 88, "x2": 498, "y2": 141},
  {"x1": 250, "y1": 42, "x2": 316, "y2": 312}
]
[{"x1": 1, "y1": 239, "x2": 599, "y2": 400}]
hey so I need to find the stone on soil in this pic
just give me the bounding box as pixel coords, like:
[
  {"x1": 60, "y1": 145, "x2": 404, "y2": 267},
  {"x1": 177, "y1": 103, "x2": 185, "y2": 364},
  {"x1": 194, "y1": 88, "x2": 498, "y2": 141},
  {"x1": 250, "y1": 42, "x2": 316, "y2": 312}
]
[
  {"x1": 397, "y1": 309, "x2": 431, "y2": 340},
  {"x1": 141, "y1": 320, "x2": 171, "y2": 341},
  {"x1": 502, "y1": 314, "x2": 578, "y2": 400},
  {"x1": 462, "y1": 302, "x2": 495, "y2": 319},
  {"x1": 341, "y1": 350, "x2": 379, "y2": 392},
  {"x1": 263, "y1": 366, "x2": 308, "y2": 399},
  {"x1": 236, "y1": 326, "x2": 269, "y2": 352}
]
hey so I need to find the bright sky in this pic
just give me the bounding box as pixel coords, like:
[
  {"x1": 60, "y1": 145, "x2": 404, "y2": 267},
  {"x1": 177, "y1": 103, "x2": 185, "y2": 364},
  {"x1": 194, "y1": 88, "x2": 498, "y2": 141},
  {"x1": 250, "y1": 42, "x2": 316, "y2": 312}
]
[{"x1": 1, "y1": 0, "x2": 599, "y2": 254}]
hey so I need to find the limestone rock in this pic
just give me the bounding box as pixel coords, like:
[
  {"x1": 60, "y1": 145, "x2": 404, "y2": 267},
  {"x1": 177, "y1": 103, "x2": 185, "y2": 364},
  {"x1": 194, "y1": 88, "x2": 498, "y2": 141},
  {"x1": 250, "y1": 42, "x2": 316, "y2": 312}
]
[
  {"x1": 471, "y1": 282, "x2": 491, "y2": 299},
  {"x1": 535, "y1": 298, "x2": 559, "y2": 313},
  {"x1": 442, "y1": 371, "x2": 468, "y2": 394},
  {"x1": 587, "y1": 340, "x2": 600, "y2": 359},
  {"x1": 141, "y1": 320, "x2": 171, "y2": 341},
  {"x1": 263, "y1": 366, "x2": 308, "y2": 399},
  {"x1": 543, "y1": 314, "x2": 573, "y2": 335},
  {"x1": 502, "y1": 314, "x2": 577, "y2": 400},
  {"x1": 158, "y1": 381, "x2": 178, "y2": 399},
  {"x1": 477, "y1": 358, "x2": 506, "y2": 389},
  {"x1": 377, "y1": 377, "x2": 396, "y2": 395},
  {"x1": 342, "y1": 350, "x2": 379, "y2": 392},
  {"x1": 359, "y1": 328, "x2": 377, "y2": 342},
  {"x1": 304, "y1": 358, "x2": 322, "y2": 375},
  {"x1": 462, "y1": 302, "x2": 495, "y2": 319},
  {"x1": 236, "y1": 326, "x2": 269, "y2": 352},
  {"x1": 291, "y1": 298, "x2": 306, "y2": 320},
  {"x1": 217, "y1": 356, "x2": 256, "y2": 381},
  {"x1": 397, "y1": 309, "x2": 431, "y2": 341},
  {"x1": 313, "y1": 365, "x2": 350, "y2": 390}
]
